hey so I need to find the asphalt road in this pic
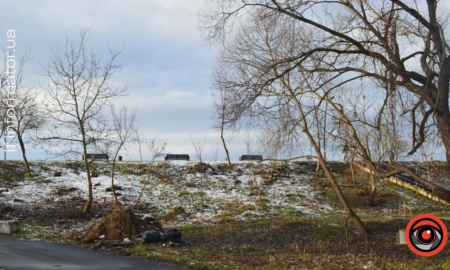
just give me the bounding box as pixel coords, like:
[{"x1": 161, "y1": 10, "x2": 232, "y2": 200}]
[{"x1": 0, "y1": 234, "x2": 181, "y2": 270}]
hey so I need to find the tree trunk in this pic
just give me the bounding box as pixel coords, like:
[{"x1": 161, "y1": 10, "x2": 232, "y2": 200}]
[
  {"x1": 350, "y1": 156, "x2": 356, "y2": 184},
  {"x1": 135, "y1": 163, "x2": 153, "y2": 207},
  {"x1": 285, "y1": 84, "x2": 369, "y2": 234},
  {"x1": 17, "y1": 134, "x2": 31, "y2": 177},
  {"x1": 201, "y1": 173, "x2": 204, "y2": 212},
  {"x1": 370, "y1": 173, "x2": 376, "y2": 194},
  {"x1": 318, "y1": 147, "x2": 370, "y2": 234},
  {"x1": 270, "y1": 161, "x2": 274, "y2": 182},
  {"x1": 111, "y1": 161, "x2": 118, "y2": 203},
  {"x1": 304, "y1": 128, "x2": 370, "y2": 234},
  {"x1": 434, "y1": 111, "x2": 450, "y2": 167},
  {"x1": 82, "y1": 140, "x2": 93, "y2": 213},
  {"x1": 316, "y1": 134, "x2": 321, "y2": 171},
  {"x1": 221, "y1": 127, "x2": 232, "y2": 168}
]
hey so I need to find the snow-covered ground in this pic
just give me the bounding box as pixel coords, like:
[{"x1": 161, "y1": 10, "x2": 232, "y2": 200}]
[{"x1": 0, "y1": 160, "x2": 336, "y2": 225}]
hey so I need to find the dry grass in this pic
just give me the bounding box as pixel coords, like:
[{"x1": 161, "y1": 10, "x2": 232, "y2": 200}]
[
  {"x1": 170, "y1": 206, "x2": 186, "y2": 215},
  {"x1": 82, "y1": 204, "x2": 137, "y2": 243}
]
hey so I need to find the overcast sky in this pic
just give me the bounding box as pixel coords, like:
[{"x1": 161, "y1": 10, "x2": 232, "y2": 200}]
[
  {"x1": 0, "y1": 0, "x2": 262, "y2": 161},
  {"x1": 1, "y1": 0, "x2": 445, "y2": 162}
]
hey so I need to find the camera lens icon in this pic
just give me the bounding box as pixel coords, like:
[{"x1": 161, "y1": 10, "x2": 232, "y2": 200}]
[{"x1": 406, "y1": 214, "x2": 447, "y2": 256}]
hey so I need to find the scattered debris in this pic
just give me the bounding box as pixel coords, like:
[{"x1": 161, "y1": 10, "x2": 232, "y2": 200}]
[{"x1": 105, "y1": 185, "x2": 122, "y2": 192}]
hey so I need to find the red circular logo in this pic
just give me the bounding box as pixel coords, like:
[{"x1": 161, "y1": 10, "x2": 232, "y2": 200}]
[{"x1": 405, "y1": 214, "x2": 447, "y2": 256}]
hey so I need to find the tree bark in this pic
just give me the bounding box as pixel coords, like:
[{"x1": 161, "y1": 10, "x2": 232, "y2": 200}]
[
  {"x1": 270, "y1": 162, "x2": 274, "y2": 182},
  {"x1": 350, "y1": 155, "x2": 356, "y2": 184},
  {"x1": 82, "y1": 135, "x2": 93, "y2": 213},
  {"x1": 434, "y1": 111, "x2": 450, "y2": 167},
  {"x1": 17, "y1": 134, "x2": 31, "y2": 177},
  {"x1": 370, "y1": 173, "x2": 376, "y2": 194},
  {"x1": 221, "y1": 126, "x2": 232, "y2": 168},
  {"x1": 316, "y1": 134, "x2": 321, "y2": 172},
  {"x1": 111, "y1": 161, "x2": 118, "y2": 203},
  {"x1": 317, "y1": 146, "x2": 370, "y2": 234}
]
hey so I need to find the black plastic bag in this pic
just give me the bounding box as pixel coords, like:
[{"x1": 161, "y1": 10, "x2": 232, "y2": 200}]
[
  {"x1": 141, "y1": 230, "x2": 162, "y2": 243},
  {"x1": 164, "y1": 228, "x2": 182, "y2": 243}
]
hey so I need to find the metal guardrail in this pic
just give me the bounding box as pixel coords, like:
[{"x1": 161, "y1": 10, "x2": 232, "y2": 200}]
[{"x1": 378, "y1": 164, "x2": 432, "y2": 193}]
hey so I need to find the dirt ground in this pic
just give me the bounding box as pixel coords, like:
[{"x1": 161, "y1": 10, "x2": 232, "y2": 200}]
[
  {"x1": 2, "y1": 198, "x2": 450, "y2": 269},
  {"x1": 2, "y1": 160, "x2": 450, "y2": 269},
  {"x1": 181, "y1": 219, "x2": 450, "y2": 269}
]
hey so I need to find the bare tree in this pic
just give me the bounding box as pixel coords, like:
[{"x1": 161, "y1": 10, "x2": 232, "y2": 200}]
[
  {"x1": 104, "y1": 106, "x2": 137, "y2": 203},
  {"x1": 258, "y1": 128, "x2": 282, "y2": 183},
  {"x1": 40, "y1": 27, "x2": 129, "y2": 212},
  {"x1": 211, "y1": 85, "x2": 233, "y2": 167},
  {"x1": 243, "y1": 128, "x2": 256, "y2": 156},
  {"x1": 190, "y1": 134, "x2": 207, "y2": 211},
  {"x1": 134, "y1": 119, "x2": 145, "y2": 163},
  {"x1": 205, "y1": 12, "x2": 372, "y2": 233},
  {"x1": 191, "y1": 134, "x2": 206, "y2": 164},
  {"x1": 243, "y1": 129, "x2": 260, "y2": 199},
  {"x1": 9, "y1": 89, "x2": 46, "y2": 177},
  {"x1": 134, "y1": 139, "x2": 168, "y2": 208},
  {"x1": 210, "y1": 141, "x2": 219, "y2": 168},
  {"x1": 201, "y1": 0, "x2": 450, "y2": 167},
  {"x1": 0, "y1": 50, "x2": 45, "y2": 174},
  {"x1": 417, "y1": 132, "x2": 442, "y2": 181}
]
